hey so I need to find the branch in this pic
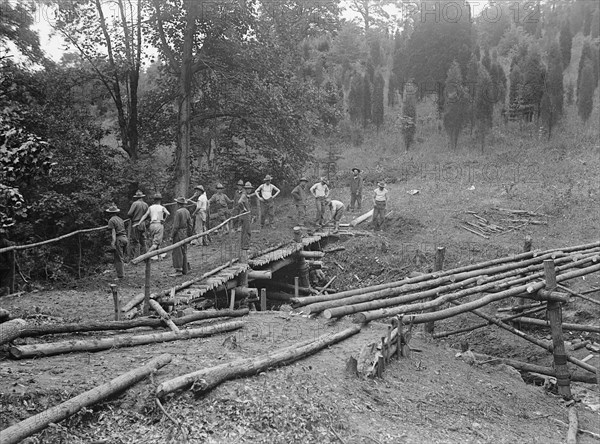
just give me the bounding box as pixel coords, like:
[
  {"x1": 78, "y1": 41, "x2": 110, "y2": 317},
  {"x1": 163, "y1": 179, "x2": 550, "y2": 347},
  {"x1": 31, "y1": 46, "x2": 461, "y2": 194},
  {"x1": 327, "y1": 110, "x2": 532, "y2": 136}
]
[{"x1": 152, "y1": 0, "x2": 179, "y2": 71}]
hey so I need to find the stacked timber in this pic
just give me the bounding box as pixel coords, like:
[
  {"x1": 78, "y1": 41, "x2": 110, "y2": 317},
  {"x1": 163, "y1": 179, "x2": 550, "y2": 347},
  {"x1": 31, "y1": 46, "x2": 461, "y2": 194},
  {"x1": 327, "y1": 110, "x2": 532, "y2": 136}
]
[{"x1": 289, "y1": 242, "x2": 600, "y2": 327}]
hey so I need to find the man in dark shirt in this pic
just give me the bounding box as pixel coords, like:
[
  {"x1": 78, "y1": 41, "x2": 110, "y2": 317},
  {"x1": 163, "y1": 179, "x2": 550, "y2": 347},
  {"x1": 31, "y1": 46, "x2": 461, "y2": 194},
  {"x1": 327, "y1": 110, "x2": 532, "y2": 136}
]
[
  {"x1": 106, "y1": 204, "x2": 128, "y2": 279},
  {"x1": 127, "y1": 190, "x2": 148, "y2": 260},
  {"x1": 172, "y1": 197, "x2": 193, "y2": 274},
  {"x1": 0, "y1": 227, "x2": 15, "y2": 295}
]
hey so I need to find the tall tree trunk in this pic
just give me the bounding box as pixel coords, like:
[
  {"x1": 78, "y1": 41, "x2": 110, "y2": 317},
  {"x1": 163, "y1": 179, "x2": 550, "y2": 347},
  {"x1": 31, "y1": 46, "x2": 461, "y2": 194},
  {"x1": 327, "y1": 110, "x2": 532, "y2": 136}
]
[{"x1": 175, "y1": 0, "x2": 196, "y2": 198}]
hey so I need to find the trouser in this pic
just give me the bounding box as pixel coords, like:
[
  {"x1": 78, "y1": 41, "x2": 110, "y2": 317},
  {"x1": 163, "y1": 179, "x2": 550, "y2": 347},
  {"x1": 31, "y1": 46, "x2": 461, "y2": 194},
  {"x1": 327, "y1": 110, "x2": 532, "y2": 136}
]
[
  {"x1": 172, "y1": 229, "x2": 187, "y2": 271},
  {"x1": 113, "y1": 236, "x2": 128, "y2": 278},
  {"x1": 129, "y1": 223, "x2": 147, "y2": 259},
  {"x1": 195, "y1": 211, "x2": 209, "y2": 245},
  {"x1": 350, "y1": 193, "x2": 362, "y2": 210},
  {"x1": 373, "y1": 201, "x2": 386, "y2": 230},
  {"x1": 315, "y1": 197, "x2": 326, "y2": 225},
  {"x1": 295, "y1": 203, "x2": 307, "y2": 225},
  {"x1": 260, "y1": 199, "x2": 274, "y2": 227},
  {"x1": 148, "y1": 222, "x2": 164, "y2": 249},
  {"x1": 240, "y1": 215, "x2": 251, "y2": 250}
]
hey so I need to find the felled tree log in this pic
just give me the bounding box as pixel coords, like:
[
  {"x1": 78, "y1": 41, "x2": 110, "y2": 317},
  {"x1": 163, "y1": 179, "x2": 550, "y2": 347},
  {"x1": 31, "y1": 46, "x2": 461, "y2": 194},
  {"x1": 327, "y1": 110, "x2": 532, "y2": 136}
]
[
  {"x1": 148, "y1": 299, "x2": 179, "y2": 332},
  {"x1": 247, "y1": 270, "x2": 272, "y2": 280},
  {"x1": 10, "y1": 320, "x2": 244, "y2": 359},
  {"x1": 567, "y1": 406, "x2": 578, "y2": 444},
  {"x1": 0, "y1": 308, "x2": 11, "y2": 323},
  {"x1": 349, "y1": 209, "x2": 373, "y2": 227},
  {"x1": 156, "y1": 325, "x2": 361, "y2": 398},
  {"x1": 508, "y1": 317, "x2": 600, "y2": 333},
  {"x1": 0, "y1": 354, "x2": 172, "y2": 444},
  {"x1": 19, "y1": 308, "x2": 249, "y2": 338},
  {"x1": 298, "y1": 251, "x2": 325, "y2": 259},
  {"x1": 0, "y1": 319, "x2": 26, "y2": 345}
]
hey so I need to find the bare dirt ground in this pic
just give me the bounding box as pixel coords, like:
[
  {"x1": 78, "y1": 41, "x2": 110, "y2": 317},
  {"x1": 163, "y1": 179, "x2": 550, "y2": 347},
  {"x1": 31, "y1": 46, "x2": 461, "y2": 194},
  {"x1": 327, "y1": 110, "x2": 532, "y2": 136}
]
[{"x1": 1, "y1": 180, "x2": 600, "y2": 443}]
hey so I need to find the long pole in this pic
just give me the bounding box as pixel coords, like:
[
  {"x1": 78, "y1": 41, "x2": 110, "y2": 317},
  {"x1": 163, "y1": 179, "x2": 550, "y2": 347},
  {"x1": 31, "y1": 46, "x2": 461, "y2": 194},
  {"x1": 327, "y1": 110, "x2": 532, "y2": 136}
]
[{"x1": 144, "y1": 259, "x2": 151, "y2": 315}]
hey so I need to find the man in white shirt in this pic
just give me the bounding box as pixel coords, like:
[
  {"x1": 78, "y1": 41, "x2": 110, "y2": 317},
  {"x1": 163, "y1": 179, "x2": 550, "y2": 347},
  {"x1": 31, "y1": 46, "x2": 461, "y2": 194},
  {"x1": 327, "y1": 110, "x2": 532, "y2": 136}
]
[
  {"x1": 191, "y1": 185, "x2": 209, "y2": 245},
  {"x1": 136, "y1": 193, "x2": 170, "y2": 252},
  {"x1": 254, "y1": 174, "x2": 280, "y2": 229},
  {"x1": 324, "y1": 199, "x2": 345, "y2": 233},
  {"x1": 310, "y1": 177, "x2": 330, "y2": 226},
  {"x1": 372, "y1": 181, "x2": 389, "y2": 231}
]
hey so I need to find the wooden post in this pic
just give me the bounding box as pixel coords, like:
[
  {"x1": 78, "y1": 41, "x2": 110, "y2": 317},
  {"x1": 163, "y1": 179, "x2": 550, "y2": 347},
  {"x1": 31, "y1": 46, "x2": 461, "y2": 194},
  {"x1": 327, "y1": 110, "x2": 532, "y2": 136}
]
[
  {"x1": 77, "y1": 234, "x2": 82, "y2": 279},
  {"x1": 425, "y1": 246, "x2": 445, "y2": 333},
  {"x1": 11, "y1": 250, "x2": 16, "y2": 294},
  {"x1": 517, "y1": 236, "x2": 533, "y2": 308},
  {"x1": 294, "y1": 277, "x2": 299, "y2": 298},
  {"x1": 396, "y1": 316, "x2": 402, "y2": 358},
  {"x1": 182, "y1": 242, "x2": 188, "y2": 275},
  {"x1": 544, "y1": 259, "x2": 571, "y2": 398},
  {"x1": 260, "y1": 288, "x2": 267, "y2": 311},
  {"x1": 294, "y1": 228, "x2": 310, "y2": 288},
  {"x1": 229, "y1": 289, "x2": 236, "y2": 310},
  {"x1": 143, "y1": 259, "x2": 151, "y2": 315},
  {"x1": 148, "y1": 299, "x2": 180, "y2": 332},
  {"x1": 109, "y1": 284, "x2": 121, "y2": 321}
]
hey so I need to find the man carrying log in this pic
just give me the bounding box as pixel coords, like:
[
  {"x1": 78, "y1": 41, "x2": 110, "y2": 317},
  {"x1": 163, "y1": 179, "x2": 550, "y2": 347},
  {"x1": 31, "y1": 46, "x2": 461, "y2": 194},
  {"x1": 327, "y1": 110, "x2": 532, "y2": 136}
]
[
  {"x1": 127, "y1": 190, "x2": 148, "y2": 260},
  {"x1": 209, "y1": 183, "x2": 233, "y2": 234},
  {"x1": 135, "y1": 193, "x2": 170, "y2": 253},
  {"x1": 372, "y1": 181, "x2": 389, "y2": 231},
  {"x1": 324, "y1": 199, "x2": 345, "y2": 233},
  {"x1": 190, "y1": 185, "x2": 209, "y2": 246},
  {"x1": 106, "y1": 204, "x2": 129, "y2": 279},
  {"x1": 349, "y1": 168, "x2": 363, "y2": 212},
  {"x1": 310, "y1": 177, "x2": 330, "y2": 227},
  {"x1": 238, "y1": 182, "x2": 253, "y2": 251},
  {"x1": 172, "y1": 197, "x2": 193, "y2": 274},
  {"x1": 291, "y1": 177, "x2": 308, "y2": 226},
  {"x1": 254, "y1": 174, "x2": 280, "y2": 230}
]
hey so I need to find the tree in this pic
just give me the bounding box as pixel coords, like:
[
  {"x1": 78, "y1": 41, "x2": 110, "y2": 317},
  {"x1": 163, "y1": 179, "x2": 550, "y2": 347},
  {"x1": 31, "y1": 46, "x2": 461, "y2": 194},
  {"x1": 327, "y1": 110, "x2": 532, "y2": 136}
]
[
  {"x1": 443, "y1": 61, "x2": 468, "y2": 150},
  {"x1": 390, "y1": 29, "x2": 407, "y2": 103},
  {"x1": 372, "y1": 72, "x2": 384, "y2": 130},
  {"x1": 465, "y1": 54, "x2": 479, "y2": 134},
  {"x1": 474, "y1": 66, "x2": 493, "y2": 152},
  {"x1": 559, "y1": 19, "x2": 573, "y2": 69},
  {"x1": 521, "y1": 48, "x2": 545, "y2": 120},
  {"x1": 362, "y1": 74, "x2": 372, "y2": 127},
  {"x1": 54, "y1": 0, "x2": 144, "y2": 161},
  {"x1": 401, "y1": 82, "x2": 416, "y2": 152},
  {"x1": 577, "y1": 41, "x2": 599, "y2": 103},
  {"x1": 540, "y1": 42, "x2": 564, "y2": 138},
  {"x1": 350, "y1": 0, "x2": 395, "y2": 34},
  {"x1": 0, "y1": 1, "x2": 43, "y2": 63},
  {"x1": 509, "y1": 64, "x2": 523, "y2": 108},
  {"x1": 348, "y1": 74, "x2": 364, "y2": 123},
  {"x1": 489, "y1": 62, "x2": 507, "y2": 106},
  {"x1": 578, "y1": 62, "x2": 595, "y2": 123},
  {"x1": 481, "y1": 46, "x2": 491, "y2": 72},
  {"x1": 592, "y1": 8, "x2": 600, "y2": 39}
]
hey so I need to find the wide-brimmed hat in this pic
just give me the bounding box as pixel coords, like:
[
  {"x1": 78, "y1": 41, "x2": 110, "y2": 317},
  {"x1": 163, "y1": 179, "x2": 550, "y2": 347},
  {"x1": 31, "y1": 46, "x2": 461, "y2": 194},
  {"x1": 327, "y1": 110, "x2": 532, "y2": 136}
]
[
  {"x1": 105, "y1": 204, "x2": 120, "y2": 213},
  {"x1": 237, "y1": 179, "x2": 244, "y2": 186},
  {"x1": 195, "y1": 185, "x2": 205, "y2": 191},
  {"x1": 352, "y1": 168, "x2": 361, "y2": 173},
  {"x1": 133, "y1": 190, "x2": 145, "y2": 198},
  {"x1": 263, "y1": 174, "x2": 272, "y2": 181},
  {"x1": 175, "y1": 197, "x2": 186, "y2": 204},
  {"x1": 377, "y1": 181, "x2": 385, "y2": 187},
  {"x1": 216, "y1": 183, "x2": 224, "y2": 189},
  {"x1": 153, "y1": 192, "x2": 162, "y2": 199},
  {"x1": 244, "y1": 181, "x2": 253, "y2": 189},
  {"x1": 320, "y1": 177, "x2": 328, "y2": 183},
  {"x1": 299, "y1": 177, "x2": 308, "y2": 182}
]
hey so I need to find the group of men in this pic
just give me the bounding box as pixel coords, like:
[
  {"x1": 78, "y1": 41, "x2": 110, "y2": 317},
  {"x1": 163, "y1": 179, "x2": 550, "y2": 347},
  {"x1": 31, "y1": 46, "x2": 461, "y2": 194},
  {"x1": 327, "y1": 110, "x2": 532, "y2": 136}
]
[{"x1": 104, "y1": 170, "x2": 389, "y2": 279}]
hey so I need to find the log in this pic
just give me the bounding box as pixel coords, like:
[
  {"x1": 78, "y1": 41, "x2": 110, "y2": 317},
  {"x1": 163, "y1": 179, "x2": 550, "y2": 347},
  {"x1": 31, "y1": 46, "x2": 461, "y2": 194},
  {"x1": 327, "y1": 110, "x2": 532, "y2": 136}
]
[
  {"x1": 349, "y1": 209, "x2": 373, "y2": 227},
  {"x1": 0, "y1": 354, "x2": 172, "y2": 444},
  {"x1": 323, "y1": 246, "x2": 346, "y2": 253},
  {"x1": 10, "y1": 320, "x2": 244, "y2": 359},
  {"x1": 234, "y1": 287, "x2": 258, "y2": 298},
  {"x1": 19, "y1": 308, "x2": 249, "y2": 337},
  {"x1": 425, "y1": 246, "x2": 445, "y2": 333},
  {"x1": 567, "y1": 406, "x2": 578, "y2": 444},
  {"x1": 307, "y1": 260, "x2": 323, "y2": 269},
  {"x1": 109, "y1": 284, "x2": 121, "y2": 321},
  {"x1": 470, "y1": 352, "x2": 597, "y2": 384},
  {"x1": 0, "y1": 308, "x2": 10, "y2": 323},
  {"x1": 0, "y1": 319, "x2": 27, "y2": 345},
  {"x1": 148, "y1": 299, "x2": 179, "y2": 333},
  {"x1": 508, "y1": 317, "x2": 600, "y2": 333},
  {"x1": 497, "y1": 302, "x2": 545, "y2": 312},
  {"x1": 558, "y1": 284, "x2": 600, "y2": 306},
  {"x1": 354, "y1": 261, "x2": 600, "y2": 325},
  {"x1": 121, "y1": 260, "x2": 241, "y2": 313},
  {"x1": 298, "y1": 251, "x2": 325, "y2": 259},
  {"x1": 444, "y1": 300, "x2": 597, "y2": 375},
  {"x1": 248, "y1": 270, "x2": 272, "y2": 280},
  {"x1": 156, "y1": 325, "x2": 361, "y2": 397}
]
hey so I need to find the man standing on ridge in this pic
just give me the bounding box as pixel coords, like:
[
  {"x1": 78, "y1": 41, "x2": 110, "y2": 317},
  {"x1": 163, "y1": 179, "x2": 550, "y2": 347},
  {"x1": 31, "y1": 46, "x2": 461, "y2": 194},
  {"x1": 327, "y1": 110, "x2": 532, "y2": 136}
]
[
  {"x1": 310, "y1": 177, "x2": 330, "y2": 227},
  {"x1": 372, "y1": 181, "x2": 389, "y2": 231},
  {"x1": 172, "y1": 197, "x2": 193, "y2": 274},
  {"x1": 106, "y1": 204, "x2": 128, "y2": 279},
  {"x1": 254, "y1": 174, "x2": 280, "y2": 229},
  {"x1": 291, "y1": 177, "x2": 308, "y2": 226},
  {"x1": 127, "y1": 190, "x2": 148, "y2": 260},
  {"x1": 209, "y1": 183, "x2": 233, "y2": 234},
  {"x1": 136, "y1": 193, "x2": 170, "y2": 253},
  {"x1": 191, "y1": 185, "x2": 209, "y2": 245},
  {"x1": 349, "y1": 168, "x2": 363, "y2": 212}
]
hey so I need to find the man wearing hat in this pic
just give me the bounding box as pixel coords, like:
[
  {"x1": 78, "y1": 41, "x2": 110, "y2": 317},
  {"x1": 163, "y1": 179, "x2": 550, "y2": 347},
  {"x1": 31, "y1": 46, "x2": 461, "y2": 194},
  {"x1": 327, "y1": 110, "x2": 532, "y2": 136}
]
[
  {"x1": 254, "y1": 174, "x2": 280, "y2": 229},
  {"x1": 237, "y1": 182, "x2": 254, "y2": 251},
  {"x1": 372, "y1": 181, "x2": 389, "y2": 231},
  {"x1": 209, "y1": 183, "x2": 233, "y2": 233},
  {"x1": 0, "y1": 225, "x2": 16, "y2": 295},
  {"x1": 310, "y1": 177, "x2": 330, "y2": 227},
  {"x1": 136, "y1": 193, "x2": 170, "y2": 252},
  {"x1": 191, "y1": 185, "x2": 209, "y2": 245},
  {"x1": 172, "y1": 197, "x2": 193, "y2": 274},
  {"x1": 291, "y1": 177, "x2": 309, "y2": 226},
  {"x1": 106, "y1": 204, "x2": 129, "y2": 279},
  {"x1": 127, "y1": 190, "x2": 149, "y2": 260},
  {"x1": 349, "y1": 168, "x2": 363, "y2": 212},
  {"x1": 324, "y1": 198, "x2": 346, "y2": 233}
]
